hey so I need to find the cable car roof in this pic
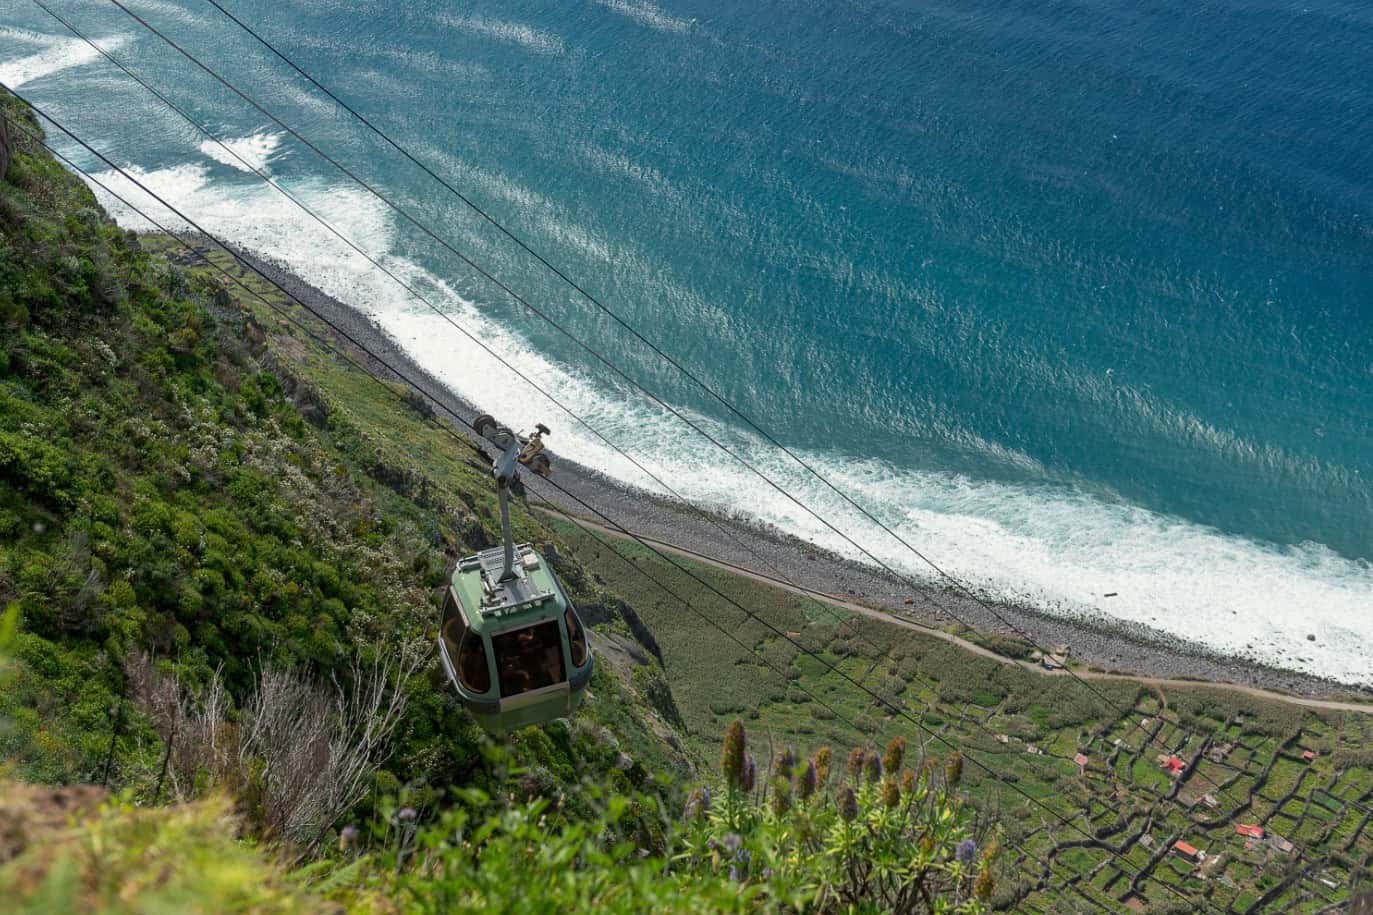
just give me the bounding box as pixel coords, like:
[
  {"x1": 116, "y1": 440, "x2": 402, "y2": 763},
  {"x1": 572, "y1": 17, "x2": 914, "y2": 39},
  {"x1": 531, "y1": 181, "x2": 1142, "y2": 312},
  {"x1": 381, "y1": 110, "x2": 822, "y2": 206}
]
[{"x1": 452, "y1": 542, "x2": 564, "y2": 634}]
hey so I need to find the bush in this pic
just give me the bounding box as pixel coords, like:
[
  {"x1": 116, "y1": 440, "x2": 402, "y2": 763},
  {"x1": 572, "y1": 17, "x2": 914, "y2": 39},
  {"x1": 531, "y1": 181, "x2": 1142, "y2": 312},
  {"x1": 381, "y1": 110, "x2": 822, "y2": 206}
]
[{"x1": 673, "y1": 721, "x2": 995, "y2": 912}]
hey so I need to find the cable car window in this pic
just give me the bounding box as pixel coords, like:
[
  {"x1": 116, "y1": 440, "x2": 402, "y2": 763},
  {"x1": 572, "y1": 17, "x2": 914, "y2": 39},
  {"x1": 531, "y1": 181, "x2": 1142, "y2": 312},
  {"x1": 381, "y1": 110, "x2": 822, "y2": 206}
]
[
  {"x1": 492, "y1": 620, "x2": 566, "y2": 697},
  {"x1": 565, "y1": 607, "x2": 588, "y2": 668},
  {"x1": 442, "y1": 586, "x2": 491, "y2": 693},
  {"x1": 458, "y1": 632, "x2": 491, "y2": 693},
  {"x1": 440, "y1": 586, "x2": 466, "y2": 662}
]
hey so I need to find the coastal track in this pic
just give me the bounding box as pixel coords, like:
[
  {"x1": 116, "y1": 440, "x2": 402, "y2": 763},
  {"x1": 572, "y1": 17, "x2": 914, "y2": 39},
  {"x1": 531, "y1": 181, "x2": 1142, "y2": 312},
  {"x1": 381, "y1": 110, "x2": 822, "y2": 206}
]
[{"x1": 534, "y1": 504, "x2": 1373, "y2": 717}]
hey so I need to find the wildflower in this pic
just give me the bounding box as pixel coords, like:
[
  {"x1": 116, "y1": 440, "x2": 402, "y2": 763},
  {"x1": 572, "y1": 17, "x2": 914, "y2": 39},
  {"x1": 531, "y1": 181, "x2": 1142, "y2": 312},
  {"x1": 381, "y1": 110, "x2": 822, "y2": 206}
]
[
  {"x1": 397, "y1": 807, "x2": 417, "y2": 823},
  {"x1": 763, "y1": 867, "x2": 774, "y2": 879},
  {"x1": 900, "y1": 768, "x2": 916, "y2": 796},
  {"x1": 837, "y1": 786, "x2": 858, "y2": 822},
  {"x1": 882, "y1": 778, "x2": 900, "y2": 809},
  {"x1": 776, "y1": 747, "x2": 796, "y2": 780},
  {"x1": 742, "y1": 754, "x2": 757, "y2": 793},
  {"x1": 864, "y1": 751, "x2": 882, "y2": 785},
  {"x1": 722, "y1": 833, "x2": 743, "y2": 853},
  {"x1": 797, "y1": 760, "x2": 818, "y2": 801},
  {"x1": 771, "y1": 778, "x2": 792, "y2": 816},
  {"x1": 814, "y1": 746, "x2": 832, "y2": 787},
  {"x1": 883, "y1": 735, "x2": 906, "y2": 774},
  {"x1": 847, "y1": 747, "x2": 865, "y2": 783},
  {"x1": 957, "y1": 838, "x2": 977, "y2": 865},
  {"x1": 945, "y1": 751, "x2": 963, "y2": 788},
  {"x1": 974, "y1": 865, "x2": 995, "y2": 901},
  {"x1": 722, "y1": 719, "x2": 747, "y2": 788},
  {"x1": 684, "y1": 786, "x2": 712, "y2": 821},
  {"x1": 338, "y1": 824, "x2": 357, "y2": 851}
]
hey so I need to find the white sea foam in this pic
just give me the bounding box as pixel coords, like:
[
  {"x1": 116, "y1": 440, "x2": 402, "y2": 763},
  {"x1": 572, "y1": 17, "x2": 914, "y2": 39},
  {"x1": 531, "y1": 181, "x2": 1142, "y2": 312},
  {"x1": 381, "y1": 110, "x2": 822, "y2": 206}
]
[
  {"x1": 198, "y1": 131, "x2": 284, "y2": 175},
  {"x1": 0, "y1": 30, "x2": 131, "y2": 88},
  {"x1": 78, "y1": 158, "x2": 1373, "y2": 688},
  {"x1": 435, "y1": 15, "x2": 565, "y2": 56},
  {"x1": 120, "y1": 0, "x2": 202, "y2": 24},
  {"x1": 594, "y1": 0, "x2": 693, "y2": 34}
]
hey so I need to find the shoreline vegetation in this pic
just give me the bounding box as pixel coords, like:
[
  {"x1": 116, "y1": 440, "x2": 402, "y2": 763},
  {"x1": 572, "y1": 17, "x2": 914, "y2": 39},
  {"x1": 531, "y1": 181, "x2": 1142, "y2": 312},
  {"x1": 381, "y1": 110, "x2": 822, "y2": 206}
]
[{"x1": 198, "y1": 235, "x2": 1368, "y2": 710}]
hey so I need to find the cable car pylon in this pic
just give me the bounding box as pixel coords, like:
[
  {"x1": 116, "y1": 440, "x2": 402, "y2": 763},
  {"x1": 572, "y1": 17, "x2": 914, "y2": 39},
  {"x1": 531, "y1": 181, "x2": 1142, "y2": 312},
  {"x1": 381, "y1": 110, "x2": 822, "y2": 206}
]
[{"x1": 437, "y1": 415, "x2": 592, "y2": 735}]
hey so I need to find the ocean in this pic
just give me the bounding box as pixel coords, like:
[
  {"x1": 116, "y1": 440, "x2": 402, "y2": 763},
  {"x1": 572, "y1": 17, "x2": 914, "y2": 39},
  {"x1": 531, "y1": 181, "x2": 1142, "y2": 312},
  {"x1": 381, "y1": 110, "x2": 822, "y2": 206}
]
[{"x1": 3, "y1": 0, "x2": 1370, "y2": 684}]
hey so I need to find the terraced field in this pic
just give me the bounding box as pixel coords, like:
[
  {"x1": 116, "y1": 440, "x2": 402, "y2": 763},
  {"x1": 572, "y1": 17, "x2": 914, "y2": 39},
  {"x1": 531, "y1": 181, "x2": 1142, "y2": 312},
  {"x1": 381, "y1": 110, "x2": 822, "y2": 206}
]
[{"x1": 549, "y1": 517, "x2": 1373, "y2": 912}]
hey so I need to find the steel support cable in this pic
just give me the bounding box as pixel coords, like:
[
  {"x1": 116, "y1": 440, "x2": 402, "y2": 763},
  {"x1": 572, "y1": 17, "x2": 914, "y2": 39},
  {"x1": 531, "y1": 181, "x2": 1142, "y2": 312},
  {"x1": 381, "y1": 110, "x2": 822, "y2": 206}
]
[
  {"x1": 33, "y1": 0, "x2": 926, "y2": 713},
  {"x1": 26, "y1": 78, "x2": 1340, "y2": 906},
  {"x1": 5, "y1": 100, "x2": 1174, "y2": 914},
  {"x1": 0, "y1": 94, "x2": 853, "y2": 796},
  {"x1": 177, "y1": 0, "x2": 1182, "y2": 701},
  {"x1": 109, "y1": 0, "x2": 1281, "y2": 782},
  {"x1": 34, "y1": 0, "x2": 1342, "y2": 861},
  {"x1": 18, "y1": 22, "x2": 1348, "y2": 882},
  {"x1": 3, "y1": 116, "x2": 928, "y2": 864},
  {"x1": 190, "y1": 13, "x2": 1373, "y2": 858},
  {"x1": 0, "y1": 131, "x2": 1092, "y2": 912}
]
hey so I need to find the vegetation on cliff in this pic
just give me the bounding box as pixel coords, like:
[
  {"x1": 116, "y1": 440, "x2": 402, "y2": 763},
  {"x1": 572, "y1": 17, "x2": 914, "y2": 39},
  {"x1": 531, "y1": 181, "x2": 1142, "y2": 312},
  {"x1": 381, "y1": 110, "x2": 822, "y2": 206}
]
[{"x1": 0, "y1": 94, "x2": 996, "y2": 912}]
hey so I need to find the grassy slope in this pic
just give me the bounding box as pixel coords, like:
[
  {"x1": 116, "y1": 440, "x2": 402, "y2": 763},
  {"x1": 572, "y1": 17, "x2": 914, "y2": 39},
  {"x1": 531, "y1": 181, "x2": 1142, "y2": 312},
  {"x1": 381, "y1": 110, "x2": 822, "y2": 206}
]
[
  {"x1": 549, "y1": 518, "x2": 1373, "y2": 912},
  {"x1": 0, "y1": 94, "x2": 687, "y2": 818},
  {"x1": 0, "y1": 112, "x2": 987, "y2": 913}
]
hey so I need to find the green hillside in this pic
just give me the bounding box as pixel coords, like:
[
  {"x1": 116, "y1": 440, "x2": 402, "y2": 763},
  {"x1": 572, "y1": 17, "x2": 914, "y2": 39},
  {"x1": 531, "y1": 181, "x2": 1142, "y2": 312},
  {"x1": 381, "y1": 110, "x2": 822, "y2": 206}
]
[
  {"x1": 0, "y1": 94, "x2": 995, "y2": 912},
  {"x1": 3, "y1": 91, "x2": 1371, "y2": 913}
]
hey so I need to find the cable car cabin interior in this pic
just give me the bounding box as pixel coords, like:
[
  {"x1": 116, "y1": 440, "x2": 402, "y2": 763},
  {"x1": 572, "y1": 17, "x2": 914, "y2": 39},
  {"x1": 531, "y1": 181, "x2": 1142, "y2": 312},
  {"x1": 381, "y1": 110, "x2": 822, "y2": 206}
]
[{"x1": 438, "y1": 541, "x2": 592, "y2": 735}]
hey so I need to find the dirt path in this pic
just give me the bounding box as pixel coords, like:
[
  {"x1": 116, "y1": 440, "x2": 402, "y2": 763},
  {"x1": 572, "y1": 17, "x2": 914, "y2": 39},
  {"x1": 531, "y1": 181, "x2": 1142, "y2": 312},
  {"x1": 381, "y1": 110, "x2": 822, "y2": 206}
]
[{"x1": 537, "y1": 504, "x2": 1373, "y2": 717}]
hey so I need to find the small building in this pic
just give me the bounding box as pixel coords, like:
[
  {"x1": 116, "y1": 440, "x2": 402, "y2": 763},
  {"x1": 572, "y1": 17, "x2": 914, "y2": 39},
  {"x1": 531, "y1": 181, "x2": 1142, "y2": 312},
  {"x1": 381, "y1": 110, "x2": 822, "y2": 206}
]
[
  {"x1": 995, "y1": 734, "x2": 1010, "y2": 744},
  {"x1": 1158, "y1": 754, "x2": 1186, "y2": 776},
  {"x1": 1026, "y1": 744, "x2": 1043, "y2": 756},
  {"x1": 1138, "y1": 834, "x2": 1154, "y2": 848},
  {"x1": 1074, "y1": 752, "x2": 1090, "y2": 774},
  {"x1": 1200, "y1": 793, "x2": 1219, "y2": 809},
  {"x1": 1209, "y1": 743, "x2": 1233, "y2": 763},
  {"x1": 1267, "y1": 834, "x2": 1294, "y2": 854},
  {"x1": 1236, "y1": 824, "x2": 1264, "y2": 840},
  {"x1": 1173, "y1": 841, "x2": 1202, "y2": 863},
  {"x1": 1302, "y1": 749, "x2": 1316, "y2": 762}
]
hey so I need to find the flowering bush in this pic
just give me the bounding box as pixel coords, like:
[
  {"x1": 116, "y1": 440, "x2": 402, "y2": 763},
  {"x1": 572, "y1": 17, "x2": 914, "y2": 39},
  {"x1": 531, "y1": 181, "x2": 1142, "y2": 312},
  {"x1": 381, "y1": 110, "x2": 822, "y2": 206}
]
[{"x1": 676, "y1": 720, "x2": 994, "y2": 913}]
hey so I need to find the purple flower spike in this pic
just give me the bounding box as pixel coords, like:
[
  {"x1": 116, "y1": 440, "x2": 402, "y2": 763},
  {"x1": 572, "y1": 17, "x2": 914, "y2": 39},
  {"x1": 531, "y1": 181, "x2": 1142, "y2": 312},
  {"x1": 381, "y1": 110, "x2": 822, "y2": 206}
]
[
  {"x1": 957, "y1": 838, "x2": 977, "y2": 864},
  {"x1": 398, "y1": 807, "x2": 417, "y2": 822}
]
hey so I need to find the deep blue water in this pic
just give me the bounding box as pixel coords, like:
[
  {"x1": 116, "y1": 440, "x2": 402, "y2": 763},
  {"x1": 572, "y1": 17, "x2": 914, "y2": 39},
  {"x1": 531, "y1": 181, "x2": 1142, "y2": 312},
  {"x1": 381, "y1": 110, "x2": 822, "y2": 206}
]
[{"x1": 3, "y1": 0, "x2": 1371, "y2": 680}]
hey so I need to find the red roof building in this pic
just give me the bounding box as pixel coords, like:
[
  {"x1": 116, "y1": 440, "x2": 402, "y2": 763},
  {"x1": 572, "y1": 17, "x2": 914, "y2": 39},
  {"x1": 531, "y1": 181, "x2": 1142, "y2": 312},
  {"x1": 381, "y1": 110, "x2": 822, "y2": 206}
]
[
  {"x1": 1074, "y1": 753, "x2": 1090, "y2": 767},
  {"x1": 1302, "y1": 750, "x2": 1316, "y2": 761},
  {"x1": 1236, "y1": 824, "x2": 1264, "y2": 839},
  {"x1": 1173, "y1": 841, "x2": 1201, "y2": 861},
  {"x1": 1158, "y1": 755, "x2": 1186, "y2": 775}
]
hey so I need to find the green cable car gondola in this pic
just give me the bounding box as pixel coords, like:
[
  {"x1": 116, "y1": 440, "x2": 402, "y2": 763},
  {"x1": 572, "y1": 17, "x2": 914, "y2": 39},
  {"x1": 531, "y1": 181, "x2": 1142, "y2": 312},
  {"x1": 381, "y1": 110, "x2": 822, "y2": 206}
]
[{"x1": 437, "y1": 415, "x2": 593, "y2": 735}]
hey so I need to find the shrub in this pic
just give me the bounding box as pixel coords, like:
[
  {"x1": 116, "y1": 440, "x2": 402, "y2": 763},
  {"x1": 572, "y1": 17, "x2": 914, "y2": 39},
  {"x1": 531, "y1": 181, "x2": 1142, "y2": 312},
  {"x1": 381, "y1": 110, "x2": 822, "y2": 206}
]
[{"x1": 675, "y1": 722, "x2": 994, "y2": 912}]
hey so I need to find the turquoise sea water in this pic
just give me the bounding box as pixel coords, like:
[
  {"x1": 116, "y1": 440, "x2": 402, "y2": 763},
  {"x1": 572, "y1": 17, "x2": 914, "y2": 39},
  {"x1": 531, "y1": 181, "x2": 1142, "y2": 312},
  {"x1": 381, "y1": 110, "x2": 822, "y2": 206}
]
[{"x1": 3, "y1": 0, "x2": 1370, "y2": 682}]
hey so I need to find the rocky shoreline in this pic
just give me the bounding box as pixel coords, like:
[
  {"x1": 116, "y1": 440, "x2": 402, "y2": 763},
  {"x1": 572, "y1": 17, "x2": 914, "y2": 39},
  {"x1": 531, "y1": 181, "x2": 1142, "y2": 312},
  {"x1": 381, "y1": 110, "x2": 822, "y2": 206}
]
[{"x1": 183, "y1": 236, "x2": 1370, "y2": 705}]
